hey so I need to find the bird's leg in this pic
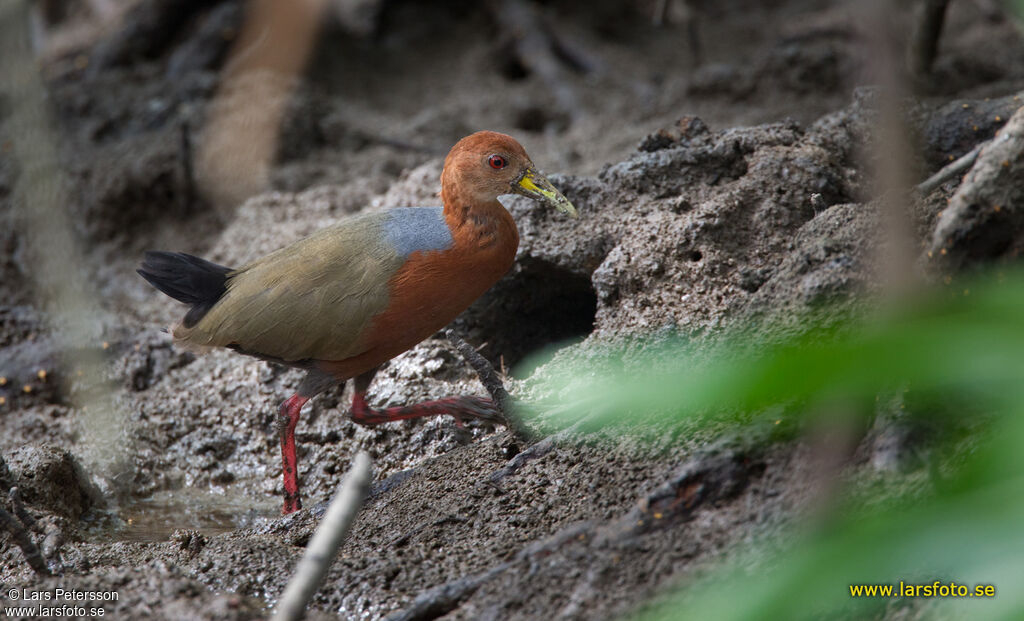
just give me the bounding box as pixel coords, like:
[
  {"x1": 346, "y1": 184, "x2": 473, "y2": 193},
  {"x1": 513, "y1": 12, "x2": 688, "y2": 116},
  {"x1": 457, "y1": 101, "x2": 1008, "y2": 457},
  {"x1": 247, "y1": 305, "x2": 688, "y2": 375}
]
[
  {"x1": 277, "y1": 370, "x2": 340, "y2": 515},
  {"x1": 349, "y1": 367, "x2": 503, "y2": 427},
  {"x1": 278, "y1": 394, "x2": 308, "y2": 515}
]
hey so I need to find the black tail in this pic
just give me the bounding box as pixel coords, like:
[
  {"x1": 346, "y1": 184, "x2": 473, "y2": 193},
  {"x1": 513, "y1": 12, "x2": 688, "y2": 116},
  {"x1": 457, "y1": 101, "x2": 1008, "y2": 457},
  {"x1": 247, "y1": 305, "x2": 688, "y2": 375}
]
[{"x1": 137, "y1": 251, "x2": 233, "y2": 328}]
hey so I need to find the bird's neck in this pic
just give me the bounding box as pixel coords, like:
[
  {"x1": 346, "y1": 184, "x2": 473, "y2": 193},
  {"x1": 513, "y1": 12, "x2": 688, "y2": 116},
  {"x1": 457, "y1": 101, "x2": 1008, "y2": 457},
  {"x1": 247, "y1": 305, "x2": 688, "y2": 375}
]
[{"x1": 441, "y1": 189, "x2": 519, "y2": 255}]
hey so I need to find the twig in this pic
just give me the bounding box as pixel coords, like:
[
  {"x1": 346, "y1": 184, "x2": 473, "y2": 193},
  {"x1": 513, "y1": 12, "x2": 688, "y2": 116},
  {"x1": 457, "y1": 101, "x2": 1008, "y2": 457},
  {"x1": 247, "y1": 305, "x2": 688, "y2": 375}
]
[
  {"x1": 444, "y1": 330, "x2": 536, "y2": 443},
  {"x1": 388, "y1": 514, "x2": 468, "y2": 548},
  {"x1": 392, "y1": 442, "x2": 762, "y2": 620},
  {"x1": 384, "y1": 566, "x2": 508, "y2": 621},
  {"x1": 486, "y1": 409, "x2": 597, "y2": 485},
  {"x1": 0, "y1": 504, "x2": 50, "y2": 576},
  {"x1": 598, "y1": 447, "x2": 763, "y2": 543},
  {"x1": 927, "y1": 105, "x2": 1024, "y2": 267},
  {"x1": 385, "y1": 523, "x2": 589, "y2": 621},
  {"x1": 917, "y1": 141, "x2": 984, "y2": 195},
  {"x1": 273, "y1": 452, "x2": 372, "y2": 621}
]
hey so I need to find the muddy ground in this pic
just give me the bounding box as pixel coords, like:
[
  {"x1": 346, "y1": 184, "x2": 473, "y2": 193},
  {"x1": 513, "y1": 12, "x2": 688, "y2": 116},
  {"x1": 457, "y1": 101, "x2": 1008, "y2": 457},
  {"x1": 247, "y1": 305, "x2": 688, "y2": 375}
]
[{"x1": 2, "y1": 0, "x2": 1023, "y2": 619}]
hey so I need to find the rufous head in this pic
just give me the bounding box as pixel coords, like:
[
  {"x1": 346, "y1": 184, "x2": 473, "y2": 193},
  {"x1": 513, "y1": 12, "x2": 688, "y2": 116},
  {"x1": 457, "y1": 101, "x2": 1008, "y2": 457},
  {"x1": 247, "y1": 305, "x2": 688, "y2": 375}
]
[{"x1": 441, "y1": 131, "x2": 577, "y2": 217}]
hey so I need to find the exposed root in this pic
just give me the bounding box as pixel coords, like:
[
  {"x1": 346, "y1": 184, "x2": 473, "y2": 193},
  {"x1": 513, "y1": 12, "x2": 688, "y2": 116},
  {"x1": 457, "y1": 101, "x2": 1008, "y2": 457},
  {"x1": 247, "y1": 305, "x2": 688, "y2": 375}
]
[
  {"x1": 485, "y1": 409, "x2": 597, "y2": 486},
  {"x1": 928, "y1": 104, "x2": 1024, "y2": 268},
  {"x1": 916, "y1": 141, "x2": 983, "y2": 196}
]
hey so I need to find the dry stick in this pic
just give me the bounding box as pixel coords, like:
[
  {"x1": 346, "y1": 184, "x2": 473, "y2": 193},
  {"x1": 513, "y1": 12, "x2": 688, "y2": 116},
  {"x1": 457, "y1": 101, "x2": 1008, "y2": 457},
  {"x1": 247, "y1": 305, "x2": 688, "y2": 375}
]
[
  {"x1": 444, "y1": 330, "x2": 536, "y2": 443},
  {"x1": 916, "y1": 142, "x2": 984, "y2": 195},
  {"x1": 0, "y1": 505, "x2": 49, "y2": 576},
  {"x1": 384, "y1": 564, "x2": 511, "y2": 621},
  {"x1": 273, "y1": 452, "x2": 372, "y2": 621},
  {"x1": 487, "y1": 408, "x2": 599, "y2": 485}
]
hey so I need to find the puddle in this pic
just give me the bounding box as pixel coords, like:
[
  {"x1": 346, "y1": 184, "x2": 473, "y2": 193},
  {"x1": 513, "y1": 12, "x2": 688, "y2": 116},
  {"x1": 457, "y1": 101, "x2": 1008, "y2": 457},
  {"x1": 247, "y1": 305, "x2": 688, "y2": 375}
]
[{"x1": 81, "y1": 488, "x2": 278, "y2": 543}]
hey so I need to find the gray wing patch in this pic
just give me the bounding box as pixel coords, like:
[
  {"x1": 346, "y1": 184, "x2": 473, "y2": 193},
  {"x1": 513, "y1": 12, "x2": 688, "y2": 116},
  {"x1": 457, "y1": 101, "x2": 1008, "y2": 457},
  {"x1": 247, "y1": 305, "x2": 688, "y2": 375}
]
[{"x1": 383, "y1": 207, "x2": 453, "y2": 257}]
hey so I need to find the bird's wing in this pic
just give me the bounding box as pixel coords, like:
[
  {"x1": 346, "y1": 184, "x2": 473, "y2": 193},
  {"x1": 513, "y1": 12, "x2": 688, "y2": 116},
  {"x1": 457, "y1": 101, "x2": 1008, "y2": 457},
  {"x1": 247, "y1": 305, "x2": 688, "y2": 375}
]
[{"x1": 173, "y1": 212, "x2": 410, "y2": 362}]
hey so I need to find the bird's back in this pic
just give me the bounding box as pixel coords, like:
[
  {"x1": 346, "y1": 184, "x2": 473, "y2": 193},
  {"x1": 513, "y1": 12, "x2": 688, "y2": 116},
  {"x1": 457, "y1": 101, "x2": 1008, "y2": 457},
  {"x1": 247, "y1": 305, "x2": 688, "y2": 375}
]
[{"x1": 174, "y1": 209, "x2": 444, "y2": 362}]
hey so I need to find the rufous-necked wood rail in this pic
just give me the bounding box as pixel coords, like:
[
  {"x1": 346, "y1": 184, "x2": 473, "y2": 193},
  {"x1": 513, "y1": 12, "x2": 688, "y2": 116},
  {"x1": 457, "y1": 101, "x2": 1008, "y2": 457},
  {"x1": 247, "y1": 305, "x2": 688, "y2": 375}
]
[{"x1": 138, "y1": 131, "x2": 576, "y2": 514}]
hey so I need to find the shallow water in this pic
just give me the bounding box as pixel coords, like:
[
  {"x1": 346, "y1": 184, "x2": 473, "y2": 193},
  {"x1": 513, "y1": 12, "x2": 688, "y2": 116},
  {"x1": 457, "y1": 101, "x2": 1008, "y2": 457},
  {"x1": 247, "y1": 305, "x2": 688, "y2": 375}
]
[{"x1": 81, "y1": 488, "x2": 278, "y2": 543}]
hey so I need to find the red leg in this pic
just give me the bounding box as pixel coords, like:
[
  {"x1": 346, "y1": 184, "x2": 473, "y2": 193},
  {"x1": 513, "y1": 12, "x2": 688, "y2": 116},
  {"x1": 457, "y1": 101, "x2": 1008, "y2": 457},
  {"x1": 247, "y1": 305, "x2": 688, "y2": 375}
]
[
  {"x1": 349, "y1": 390, "x2": 503, "y2": 427},
  {"x1": 278, "y1": 394, "x2": 308, "y2": 514}
]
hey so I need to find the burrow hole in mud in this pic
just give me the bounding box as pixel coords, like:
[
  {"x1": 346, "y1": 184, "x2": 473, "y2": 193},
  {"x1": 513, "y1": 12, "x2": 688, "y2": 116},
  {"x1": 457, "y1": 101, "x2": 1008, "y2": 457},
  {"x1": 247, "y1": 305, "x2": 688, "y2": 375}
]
[{"x1": 458, "y1": 258, "x2": 597, "y2": 378}]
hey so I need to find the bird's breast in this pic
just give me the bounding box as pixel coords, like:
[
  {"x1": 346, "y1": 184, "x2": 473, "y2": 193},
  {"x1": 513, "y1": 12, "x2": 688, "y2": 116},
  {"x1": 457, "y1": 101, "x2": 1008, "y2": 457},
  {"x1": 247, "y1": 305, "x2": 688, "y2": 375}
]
[
  {"x1": 314, "y1": 204, "x2": 517, "y2": 381},
  {"x1": 351, "y1": 213, "x2": 515, "y2": 360}
]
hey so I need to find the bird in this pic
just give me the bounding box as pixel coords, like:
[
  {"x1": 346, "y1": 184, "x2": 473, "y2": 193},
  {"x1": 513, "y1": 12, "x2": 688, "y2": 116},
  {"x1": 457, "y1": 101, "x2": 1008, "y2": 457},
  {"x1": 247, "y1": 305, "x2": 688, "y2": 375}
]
[{"x1": 138, "y1": 131, "x2": 577, "y2": 514}]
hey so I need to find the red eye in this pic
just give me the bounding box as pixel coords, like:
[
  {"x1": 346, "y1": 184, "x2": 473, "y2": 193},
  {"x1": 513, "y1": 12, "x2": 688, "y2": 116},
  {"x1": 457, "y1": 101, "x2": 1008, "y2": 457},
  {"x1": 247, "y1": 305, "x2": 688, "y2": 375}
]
[{"x1": 488, "y1": 154, "x2": 507, "y2": 169}]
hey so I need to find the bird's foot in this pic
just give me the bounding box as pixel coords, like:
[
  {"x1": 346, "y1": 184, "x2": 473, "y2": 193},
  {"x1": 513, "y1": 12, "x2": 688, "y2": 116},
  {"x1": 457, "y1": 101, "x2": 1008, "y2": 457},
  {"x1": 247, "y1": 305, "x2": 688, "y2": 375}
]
[{"x1": 350, "y1": 393, "x2": 503, "y2": 427}]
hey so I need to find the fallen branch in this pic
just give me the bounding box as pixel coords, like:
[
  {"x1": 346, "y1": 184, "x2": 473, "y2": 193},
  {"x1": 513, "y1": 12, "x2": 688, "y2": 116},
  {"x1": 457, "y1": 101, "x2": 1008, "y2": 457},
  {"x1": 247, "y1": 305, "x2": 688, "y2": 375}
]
[
  {"x1": 385, "y1": 523, "x2": 591, "y2": 621},
  {"x1": 384, "y1": 565, "x2": 509, "y2": 621},
  {"x1": 927, "y1": 104, "x2": 1024, "y2": 268},
  {"x1": 273, "y1": 452, "x2": 372, "y2": 621},
  {"x1": 486, "y1": 408, "x2": 598, "y2": 485},
  {"x1": 445, "y1": 330, "x2": 536, "y2": 443},
  {"x1": 388, "y1": 514, "x2": 468, "y2": 549},
  {"x1": 916, "y1": 141, "x2": 984, "y2": 195},
  {"x1": 598, "y1": 447, "x2": 764, "y2": 543}
]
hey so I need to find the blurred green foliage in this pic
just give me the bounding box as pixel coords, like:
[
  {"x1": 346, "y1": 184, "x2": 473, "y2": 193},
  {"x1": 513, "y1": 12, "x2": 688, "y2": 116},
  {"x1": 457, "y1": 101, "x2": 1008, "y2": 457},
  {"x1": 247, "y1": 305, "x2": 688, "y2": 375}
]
[
  {"x1": 535, "y1": 270, "x2": 1024, "y2": 619},
  {"x1": 1009, "y1": 0, "x2": 1024, "y2": 22}
]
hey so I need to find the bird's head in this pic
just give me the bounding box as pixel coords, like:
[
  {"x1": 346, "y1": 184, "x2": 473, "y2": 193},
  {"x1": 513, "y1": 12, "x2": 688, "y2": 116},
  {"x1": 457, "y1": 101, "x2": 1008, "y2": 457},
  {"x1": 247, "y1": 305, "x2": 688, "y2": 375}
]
[{"x1": 442, "y1": 131, "x2": 577, "y2": 217}]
